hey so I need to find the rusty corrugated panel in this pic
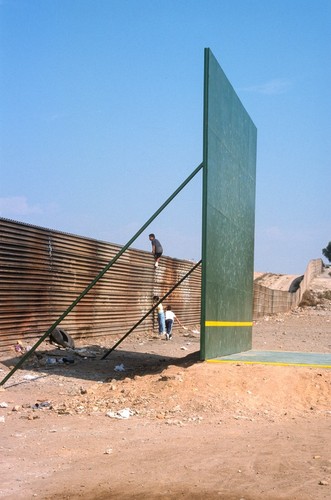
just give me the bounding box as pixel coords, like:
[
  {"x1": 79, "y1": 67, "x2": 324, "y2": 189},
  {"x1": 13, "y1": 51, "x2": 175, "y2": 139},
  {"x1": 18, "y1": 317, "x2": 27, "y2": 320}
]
[
  {"x1": 154, "y1": 257, "x2": 201, "y2": 324},
  {"x1": 0, "y1": 218, "x2": 202, "y2": 353}
]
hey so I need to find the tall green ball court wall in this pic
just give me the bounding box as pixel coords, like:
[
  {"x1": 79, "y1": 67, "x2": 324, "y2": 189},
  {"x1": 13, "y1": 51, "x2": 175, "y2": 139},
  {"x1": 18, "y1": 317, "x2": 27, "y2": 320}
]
[{"x1": 200, "y1": 49, "x2": 257, "y2": 360}]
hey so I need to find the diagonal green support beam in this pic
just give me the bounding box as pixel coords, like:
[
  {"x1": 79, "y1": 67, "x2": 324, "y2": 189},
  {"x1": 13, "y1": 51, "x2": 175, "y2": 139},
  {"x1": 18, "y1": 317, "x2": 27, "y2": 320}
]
[
  {"x1": 0, "y1": 163, "x2": 203, "y2": 387},
  {"x1": 101, "y1": 259, "x2": 202, "y2": 359}
]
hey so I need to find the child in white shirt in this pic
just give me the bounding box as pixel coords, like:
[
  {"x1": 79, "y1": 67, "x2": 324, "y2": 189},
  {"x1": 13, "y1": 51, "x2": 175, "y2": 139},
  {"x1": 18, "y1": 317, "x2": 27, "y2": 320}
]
[{"x1": 165, "y1": 305, "x2": 184, "y2": 340}]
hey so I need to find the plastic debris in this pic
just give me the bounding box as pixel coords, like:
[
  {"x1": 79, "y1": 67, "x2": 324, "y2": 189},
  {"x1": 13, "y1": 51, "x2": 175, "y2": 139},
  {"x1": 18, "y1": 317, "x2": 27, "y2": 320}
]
[
  {"x1": 31, "y1": 401, "x2": 51, "y2": 410},
  {"x1": 75, "y1": 348, "x2": 88, "y2": 354},
  {"x1": 23, "y1": 374, "x2": 38, "y2": 381},
  {"x1": 46, "y1": 357, "x2": 57, "y2": 365},
  {"x1": 0, "y1": 402, "x2": 8, "y2": 408},
  {"x1": 14, "y1": 341, "x2": 28, "y2": 355},
  {"x1": 114, "y1": 363, "x2": 125, "y2": 372},
  {"x1": 46, "y1": 356, "x2": 75, "y2": 365},
  {"x1": 14, "y1": 341, "x2": 24, "y2": 353},
  {"x1": 106, "y1": 408, "x2": 134, "y2": 419}
]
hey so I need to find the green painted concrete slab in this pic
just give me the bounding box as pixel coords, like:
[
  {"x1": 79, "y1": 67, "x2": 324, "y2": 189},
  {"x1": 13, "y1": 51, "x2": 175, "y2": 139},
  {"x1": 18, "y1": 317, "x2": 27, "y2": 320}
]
[{"x1": 207, "y1": 350, "x2": 331, "y2": 368}]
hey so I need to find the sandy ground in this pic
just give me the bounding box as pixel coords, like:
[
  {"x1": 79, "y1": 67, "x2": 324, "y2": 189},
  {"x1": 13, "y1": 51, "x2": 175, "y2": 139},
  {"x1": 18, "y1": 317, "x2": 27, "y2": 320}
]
[{"x1": 1, "y1": 274, "x2": 331, "y2": 499}]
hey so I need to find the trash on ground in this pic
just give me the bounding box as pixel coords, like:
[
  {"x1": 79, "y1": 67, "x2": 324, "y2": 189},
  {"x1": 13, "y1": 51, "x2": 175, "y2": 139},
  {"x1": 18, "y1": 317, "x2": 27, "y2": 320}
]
[
  {"x1": 58, "y1": 357, "x2": 75, "y2": 364},
  {"x1": 62, "y1": 357, "x2": 75, "y2": 364},
  {"x1": 14, "y1": 341, "x2": 24, "y2": 353},
  {"x1": 13, "y1": 341, "x2": 32, "y2": 356},
  {"x1": 23, "y1": 374, "x2": 38, "y2": 381},
  {"x1": 106, "y1": 408, "x2": 134, "y2": 419},
  {"x1": 31, "y1": 401, "x2": 51, "y2": 410},
  {"x1": 45, "y1": 356, "x2": 75, "y2": 365},
  {"x1": 0, "y1": 416, "x2": 5, "y2": 423},
  {"x1": 46, "y1": 357, "x2": 57, "y2": 365},
  {"x1": 74, "y1": 347, "x2": 98, "y2": 358},
  {"x1": 14, "y1": 341, "x2": 31, "y2": 355},
  {"x1": 0, "y1": 402, "x2": 8, "y2": 408},
  {"x1": 114, "y1": 363, "x2": 125, "y2": 372},
  {"x1": 49, "y1": 328, "x2": 75, "y2": 349}
]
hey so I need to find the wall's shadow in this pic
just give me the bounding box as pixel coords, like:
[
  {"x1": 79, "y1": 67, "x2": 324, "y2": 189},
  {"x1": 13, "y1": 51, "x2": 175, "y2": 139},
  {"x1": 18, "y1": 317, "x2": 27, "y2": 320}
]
[{"x1": 1, "y1": 345, "x2": 201, "y2": 388}]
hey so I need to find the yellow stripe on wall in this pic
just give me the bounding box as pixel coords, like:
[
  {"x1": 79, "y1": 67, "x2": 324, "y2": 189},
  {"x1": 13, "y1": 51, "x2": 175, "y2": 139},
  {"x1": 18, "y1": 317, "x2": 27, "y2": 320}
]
[{"x1": 205, "y1": 321, "x2": 253, "y2": 327}]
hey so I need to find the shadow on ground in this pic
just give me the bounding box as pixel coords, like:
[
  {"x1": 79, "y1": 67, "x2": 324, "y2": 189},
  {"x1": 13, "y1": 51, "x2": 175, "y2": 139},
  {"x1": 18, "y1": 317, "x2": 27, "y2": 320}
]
[{"x1": 1, "y1": 344, "x2": 201, "y2": 388}]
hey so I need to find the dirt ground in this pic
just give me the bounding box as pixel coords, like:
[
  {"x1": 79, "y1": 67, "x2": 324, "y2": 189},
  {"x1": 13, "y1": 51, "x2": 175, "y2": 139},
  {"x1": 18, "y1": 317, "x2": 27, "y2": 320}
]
[{"x1": 1, "y1": 274, "x2": 331, "y2": 499}]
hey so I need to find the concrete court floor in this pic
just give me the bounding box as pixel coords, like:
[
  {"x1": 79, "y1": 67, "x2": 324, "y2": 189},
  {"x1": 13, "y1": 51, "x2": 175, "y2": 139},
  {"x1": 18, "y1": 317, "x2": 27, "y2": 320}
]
[{"x1": 208, "y1": 350, "x2": 331, "y2": 368}]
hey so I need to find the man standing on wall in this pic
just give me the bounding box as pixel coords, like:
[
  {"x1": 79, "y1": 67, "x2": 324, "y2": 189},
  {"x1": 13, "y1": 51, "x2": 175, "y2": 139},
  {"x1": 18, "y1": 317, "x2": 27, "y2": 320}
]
[{"x1": 149, "y1": 233, "x2": 163, "y2": 268}]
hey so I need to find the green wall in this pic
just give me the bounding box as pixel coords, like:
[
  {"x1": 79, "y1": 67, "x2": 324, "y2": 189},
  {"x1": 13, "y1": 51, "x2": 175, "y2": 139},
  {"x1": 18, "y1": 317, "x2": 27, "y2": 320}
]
[{"x1": 200, "y1": 49, "x2": 257, "y2": 360}]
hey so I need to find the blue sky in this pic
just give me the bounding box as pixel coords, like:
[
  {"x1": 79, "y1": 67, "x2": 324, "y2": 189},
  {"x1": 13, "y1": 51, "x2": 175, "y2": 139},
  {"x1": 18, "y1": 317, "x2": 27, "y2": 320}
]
[{"x1": 1, "y1": 0, "x2": 330, "y2": 274}]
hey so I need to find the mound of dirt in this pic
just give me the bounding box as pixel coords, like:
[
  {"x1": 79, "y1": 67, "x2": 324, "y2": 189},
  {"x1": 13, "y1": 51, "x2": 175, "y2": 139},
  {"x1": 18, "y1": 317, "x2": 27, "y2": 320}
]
[{"x1": 43, "y1": 361, "x2": 330, "y2": 424}]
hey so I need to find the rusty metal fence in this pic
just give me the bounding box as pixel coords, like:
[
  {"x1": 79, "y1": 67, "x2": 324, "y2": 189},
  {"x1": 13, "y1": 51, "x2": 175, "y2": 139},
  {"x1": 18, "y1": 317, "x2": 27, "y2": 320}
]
[
  {"x1": 0, "y1": 218, "x2": 201, "y2": 353},
  {"x1": 0, "y1": 218, "x2": 323, "y2": 354}
]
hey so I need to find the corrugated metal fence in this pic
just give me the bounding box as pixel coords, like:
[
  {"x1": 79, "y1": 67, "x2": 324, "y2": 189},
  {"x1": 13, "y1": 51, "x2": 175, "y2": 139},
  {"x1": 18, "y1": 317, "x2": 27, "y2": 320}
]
[
  {"x1": 0, "y1": 218, "x2": 201, "y2": 353},
  {"x1": 0, "y1": 218, "x2": 323, "y2": 353}
]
